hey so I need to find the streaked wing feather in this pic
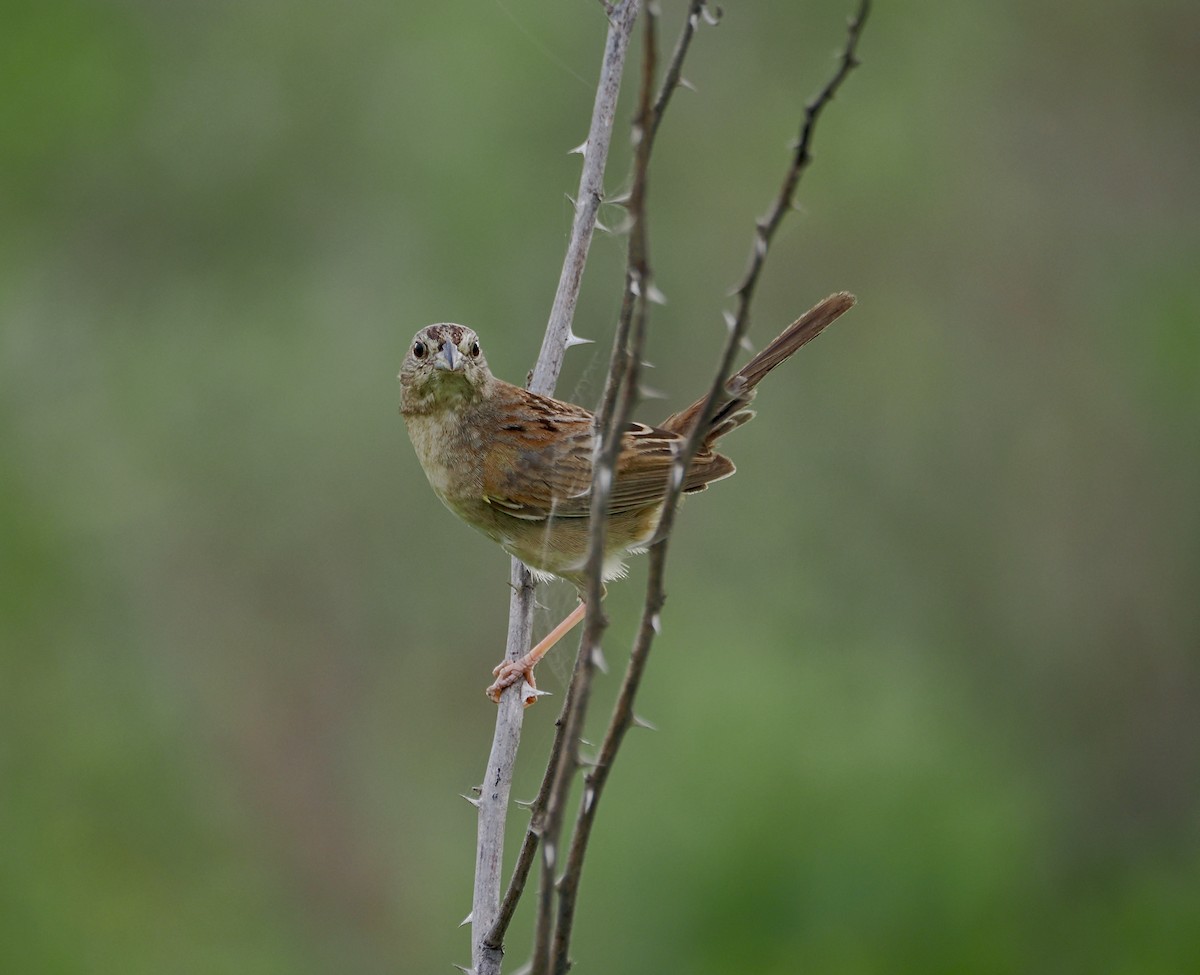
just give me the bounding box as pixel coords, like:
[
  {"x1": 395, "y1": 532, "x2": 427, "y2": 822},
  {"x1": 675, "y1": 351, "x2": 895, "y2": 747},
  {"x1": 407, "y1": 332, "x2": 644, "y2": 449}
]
[{"x1": 482, "y1": 414, "x2": 731, "y2": 521}]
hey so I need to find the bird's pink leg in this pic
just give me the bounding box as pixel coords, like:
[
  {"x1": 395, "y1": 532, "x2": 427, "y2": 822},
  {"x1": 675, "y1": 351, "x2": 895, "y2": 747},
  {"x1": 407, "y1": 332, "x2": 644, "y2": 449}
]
[{"x1": 486, "y1": 601, "x2": 589, "y2": 706}]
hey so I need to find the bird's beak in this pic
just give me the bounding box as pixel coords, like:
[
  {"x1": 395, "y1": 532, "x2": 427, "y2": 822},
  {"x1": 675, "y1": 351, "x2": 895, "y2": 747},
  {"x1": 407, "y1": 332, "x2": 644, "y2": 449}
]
[{"x1": 434, "y1": 343, "x2": 463, "y2": 372}]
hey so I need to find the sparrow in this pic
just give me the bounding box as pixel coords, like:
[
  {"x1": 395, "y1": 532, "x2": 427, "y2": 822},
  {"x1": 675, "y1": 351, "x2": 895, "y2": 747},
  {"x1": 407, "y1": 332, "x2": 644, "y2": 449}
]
[{"x1": 398, "y1": 291, "x2": 855, "y2": 702}]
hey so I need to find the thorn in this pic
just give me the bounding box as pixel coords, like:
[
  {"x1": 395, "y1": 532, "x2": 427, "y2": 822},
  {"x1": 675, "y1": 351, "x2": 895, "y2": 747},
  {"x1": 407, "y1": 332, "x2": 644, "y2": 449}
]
[
  {"x1": 577, "y1": 753, "x2": 603, "y2": 769},
  {"x1": 702, "y1": 4, "x2": 724, "y2": 26},
  {"x1": 591, "y1": 645, "x2": 608, "y2": 673},
  {"x1": 632, "y1": 713, "x2": 659, "y2": 731},
  {"x1": 677, "y1": 76, "x2": 697, "y2": 93},
  {"x1": 594, "y1": 217, "x2": 612, "y2": 235},
  {"x1": 722, "y1": 309, "x2": 738, "y2": 331},
  {"x1": 646, "y1": 282, "x2": 667, "y2": 305},
  {"x1": 740, "y1": 334, "x2": 755, "y2": 353},
  {"x1": 583, "y1": 786, "x2": 596, "y2": 814},
  {"x1": 565, "y1": 330, "x2": 594, "y2": 349},
  {"x1": 567, "y1": 138, "x2": 588, "y2": 156},
  {"x1": 629, "y1": 277, "x2": 641, "y2": 297},
  {"x1": 579, "y1": 736, "x2": 594, "y2": 748},
  {"x1": 459, "y1": 912, "x2": 473, "y2": 928},
  {"x1": 564, "y1": 192, "x2": 577, "y2": 208},
  {"x1": 460, "y1": 793, "x2": 481, "y2": 808},
  {"x1": 521, "y1": 681, "x2": 552, "y2": 707},
  {"x1": 607, "y1": 189, "x2": 632, "y2": 209},
  {"x1": 453, "y1": 966, "x2": 477, "y2": 975},
  {"x1": 544, "y1": 843, "x2": 556, "y2": 869},
  {"x1": 639, "y1": 384, "x2": 668, "y2": 401},
  {"x1": 515, "y1": 796, "x2": 536, "y2": 809},
  {"x1": 649, "y1": 612, "x2": 662, "y2": 634}
]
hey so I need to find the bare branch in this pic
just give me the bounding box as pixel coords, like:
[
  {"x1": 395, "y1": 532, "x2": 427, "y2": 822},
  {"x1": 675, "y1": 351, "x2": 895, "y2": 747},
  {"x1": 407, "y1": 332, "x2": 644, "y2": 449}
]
[
  {"x1": 471, "y1": 565, "x2": 535, "y2": 975},
  {"x1": 483, "y1": 3, "x2": 718, "y2": 963},
  {"x1": 731, "y1": 0, "x2": 869, "y2": 309},
  {"x1": 546, "y1": 3, "x2": 689, "y2": 970},
  {"x1": 530, "y1": 1, "x2": 644, "y2": 398},
  {"x1": 548, "y1": 2, "x2": 870, "y2": 967},
  {"x1": 472, "y1": 4, "x2": 642, "y2": 974},
  {"x1": 675, "y1": 0, "x2": 868, "y2": 519},
  {"x1": 649, "y1": 0, "x2": 710, "y2": 142},
  {"x1": 483, "y1": 703, "x2": 568, "y2": 950},
  {"x1": 531, "y1": 11, "x2": 659, "y2": 973}
]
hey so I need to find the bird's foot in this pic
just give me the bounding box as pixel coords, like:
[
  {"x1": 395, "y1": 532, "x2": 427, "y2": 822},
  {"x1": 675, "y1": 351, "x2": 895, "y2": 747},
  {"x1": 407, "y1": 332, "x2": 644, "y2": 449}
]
[{"x1": 486, "y1": 656, "x2": 542, "y2": 707}]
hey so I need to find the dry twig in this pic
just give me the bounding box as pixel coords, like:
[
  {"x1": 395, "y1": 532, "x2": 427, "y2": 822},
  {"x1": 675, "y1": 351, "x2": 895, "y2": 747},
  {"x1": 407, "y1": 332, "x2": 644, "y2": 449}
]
[
  {"x1": 550, "y1": 3, "x2": 870, "y2": 971},
  {"x1": 471, "y1": 4, "x2": 642, "y2": 974}
]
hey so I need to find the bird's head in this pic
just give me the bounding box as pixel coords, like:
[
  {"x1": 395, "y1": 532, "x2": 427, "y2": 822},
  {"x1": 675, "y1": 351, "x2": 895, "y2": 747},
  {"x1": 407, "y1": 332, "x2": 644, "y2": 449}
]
[{"x1": 398, "y1": 323, "x2": 493, "y2": 413}]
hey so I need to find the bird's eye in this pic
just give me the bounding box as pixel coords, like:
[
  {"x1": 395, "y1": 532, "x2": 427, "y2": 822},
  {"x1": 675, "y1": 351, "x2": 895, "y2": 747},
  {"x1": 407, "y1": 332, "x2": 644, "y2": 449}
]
[
  {"x1": 412, "y1": 341, "x2": 427, "y2": 359},
  {"x1": 470, "y1": 341, "x2": 481, "y2": 358}
]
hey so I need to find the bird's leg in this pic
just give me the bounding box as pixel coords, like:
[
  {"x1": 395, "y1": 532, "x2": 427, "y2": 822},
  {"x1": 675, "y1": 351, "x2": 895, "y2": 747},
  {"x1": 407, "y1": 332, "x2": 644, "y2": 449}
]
[{"x1": 486, "y1": 600, "x2": 589, "y2": 706}]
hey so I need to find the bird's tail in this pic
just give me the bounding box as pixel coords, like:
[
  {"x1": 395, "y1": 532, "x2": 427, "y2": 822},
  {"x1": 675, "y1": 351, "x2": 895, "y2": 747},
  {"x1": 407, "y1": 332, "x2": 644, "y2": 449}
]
[
  {"x1": 663, "y1": 291, "x2": 856, "y2": 444},
  {"x1": 733, "y1": 291, "x2": 855, "y2": 392}
]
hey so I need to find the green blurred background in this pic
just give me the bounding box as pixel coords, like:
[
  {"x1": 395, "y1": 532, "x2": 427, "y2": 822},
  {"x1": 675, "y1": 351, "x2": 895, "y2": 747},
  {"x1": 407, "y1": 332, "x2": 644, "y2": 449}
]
[{"x1": 3, "y1": 1, "x2": 1198, "y2": 972}]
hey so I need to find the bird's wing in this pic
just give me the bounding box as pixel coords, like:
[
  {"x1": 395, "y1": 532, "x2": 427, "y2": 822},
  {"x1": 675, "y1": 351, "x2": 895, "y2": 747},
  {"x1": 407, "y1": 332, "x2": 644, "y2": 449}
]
[{"x1": 481, "y1": 387, "x2": 733, "y2": 521}]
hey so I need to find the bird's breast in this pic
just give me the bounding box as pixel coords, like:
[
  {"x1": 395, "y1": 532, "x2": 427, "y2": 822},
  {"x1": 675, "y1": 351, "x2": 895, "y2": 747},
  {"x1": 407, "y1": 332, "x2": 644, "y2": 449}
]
[{"x1": 403, "y1": 411, "x2": 485, "y2": 503}]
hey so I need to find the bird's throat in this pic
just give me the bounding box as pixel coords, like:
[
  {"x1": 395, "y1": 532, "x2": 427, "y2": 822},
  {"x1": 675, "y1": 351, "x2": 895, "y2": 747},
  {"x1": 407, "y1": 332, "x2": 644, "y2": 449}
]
[{"x1": 400, "y1": 373, "x2": 480, "y2": 417}]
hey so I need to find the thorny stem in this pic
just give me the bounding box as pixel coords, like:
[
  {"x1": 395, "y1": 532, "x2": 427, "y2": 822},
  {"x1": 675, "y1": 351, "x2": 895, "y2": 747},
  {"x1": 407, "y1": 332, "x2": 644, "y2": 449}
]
[
  {"x1": 649, "y1": 0, "x2": 711, "y2": 143},
  {"x1": 483, "y1": 703, "x2": 568, "y2": 950},
  {"x1": 551, "y1": 3, "x2": 871, "y2": 972},
  {"x1": 731, "y1": 0, "x2": 870, "y2": 316},
  {"x1": 472, "y1": 4, "x2": 642, "y2": 974},
  {"x1": 547, "y1": 19, "x2": 659, "y2": 975},
  {"x1": 485, "y1": 2, "x2": 709, "y2": 964},
  {"x1": 530, "y1": 2, "x2": 643, "y2": 397},
  {"x1": 677, "y1": 0, "x2": 869, "y2": 511},
  {"x1": 531, "y1": 11, "x2": 661, "y2": 975}
]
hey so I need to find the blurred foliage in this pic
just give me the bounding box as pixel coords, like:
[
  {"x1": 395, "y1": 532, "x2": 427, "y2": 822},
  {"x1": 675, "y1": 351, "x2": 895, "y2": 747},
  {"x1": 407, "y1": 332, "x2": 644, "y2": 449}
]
[{"x1": 2, "y1": 0, "x2": 1199, "y2": 972}]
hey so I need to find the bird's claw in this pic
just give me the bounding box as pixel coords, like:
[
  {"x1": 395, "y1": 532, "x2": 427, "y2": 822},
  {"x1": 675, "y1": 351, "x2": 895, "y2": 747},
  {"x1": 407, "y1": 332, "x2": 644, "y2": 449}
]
[{"x1": 486, "y1": 659, "x2": 539, "y2": 707}]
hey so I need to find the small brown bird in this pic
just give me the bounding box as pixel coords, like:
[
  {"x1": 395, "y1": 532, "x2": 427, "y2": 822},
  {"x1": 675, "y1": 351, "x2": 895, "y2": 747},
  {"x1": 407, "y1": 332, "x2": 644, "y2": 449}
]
[{"x1": 399, "y1": 292, "x2": 855, "y2": 703}]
